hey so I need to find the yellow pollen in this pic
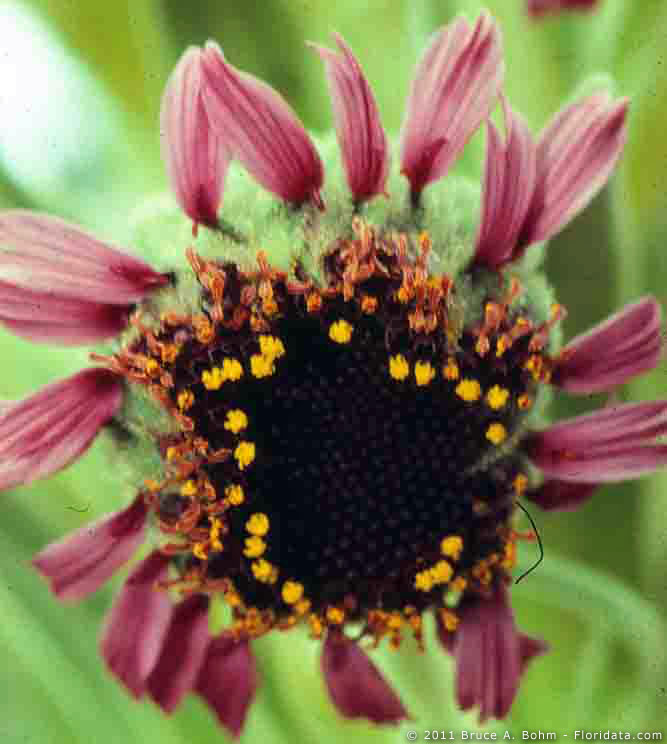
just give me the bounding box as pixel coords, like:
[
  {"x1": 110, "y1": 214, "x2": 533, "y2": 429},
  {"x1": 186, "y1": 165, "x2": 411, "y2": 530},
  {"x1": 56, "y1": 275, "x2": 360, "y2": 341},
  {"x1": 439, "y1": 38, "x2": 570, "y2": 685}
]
[
  {"x1": 193, "y1": 542, "x2": 208, "y2": 560},
  {"x1": 456, "y1": 378, "x2": 482, "y2": 402},
  {"x1": 513, "y1": 473, "x2": 528, "y2": 496},
  {"x1": 161, "y1": 344, "x2": 180, "y2": 363},
  {"x1": 524, "y1": 354, "x2": 543, "y2": 381},
  {"x1": 251, "y1": 558, "x2": 277, "y2": 584},
  {"x1": 209, "y1": 518, "x2": 224, "y2": 551},
  {"x1": 451, "y1": 576, "x2": 467, "y2": 593},
  {"x1": 281, "y1": 581, "x2": 305, "y2": 605},
  {"x1": 295, "y1": 598, "x2": 311, "y2": 615},
  {"x1": 244, "y1": 536, "x2": 266, "y2": 558},
  {"x1": 250, "y1": 354, "x2": 275, "y2": 378},
  {"x1": 430, "y1": 560, "x2": 453, "y2": 584},
  {"x1": 415, "y1": 569, "x2": 434, "y2": 592},
  {"x1": 486, "y1": 385, "x2": 510, "y2": 410},
  {"x1": 180, "y1": 480, "x2": 197, "y2": 497},
  {"x1": 166, "y1": 446, "x2": 179, "y2": 462},
  {"x1": 326, "y1": 607, "x2": 345, "y2": 624},
  {"x1": 518, "y1": 394, "x2": 533, "y2": 410},
  {"x1": 502, "y1": 541, "x2": 518, "y2": 570},
  {"x1": 443, "y1": 358, "x2": 460, "y2": 380},
  {"x1": 246, "y1": 512, "x2": 269, "y2": 536},
  {"x1": 309, "y1": 614, "x2": 324, "y2": 637},
  {"x1": 224, "y1": 409, "x2": 248, "y2": 433},
  {"x1": 259, "y1": 335, "x2": 285, "y2": 360},
  {"x1": 387, "y1": 612, "x2": 403, "y2": 630},
  {"x1": 202, "y1": 366, "x2": 224, "y2": 390},
  {"x1": 222, "y1": 357, "x2": 243, "y2": 381},
  {"x1": 397, "y1": 286, "x2": 410, "y2": 304},
  {"x1": 486, "y1": 422, "x2": 507, "y2": 445},
  {"x1": 225, "y1": 590, "x2": 242, "y2": 608},
  {"x1": 234, "y1": 441, "x2": 256, "y2": 470},
  {"x1": 177, "y1": 390, "x2": 194, "y2": 411},
  {"x1": 440, "y1": 535, "x2": 464, "y2": 560},
  {"x1": 389, "y1": 354, "x2": 410, "y2": 381},
  {"x1": 415, "y1": 360, "x2": 436, "y2": 386},
  {"x1": 225, "y1": 484, "x2": 245, "y2": 506},
  {"x1": 496, "y1": 336, "x2": 509, "y2": 357},
  {"x1": 145, "y1": 358, "x2": 160, "y2": 377},
  {"x1": 306, "y1": 293, "x2": 322, "y2": 313},
  {"x1": 329, "y1": 319, "x2": 353, "y2": 344},
  {"x1": 262, "y1": 298, "x2": 278, "y2": 316},
  {"x1": 361, "y1": 295, "x2": 378, "y2": 314},
  {"x1": 439, "y1": 608, "x2": 459, "y2": 632}
]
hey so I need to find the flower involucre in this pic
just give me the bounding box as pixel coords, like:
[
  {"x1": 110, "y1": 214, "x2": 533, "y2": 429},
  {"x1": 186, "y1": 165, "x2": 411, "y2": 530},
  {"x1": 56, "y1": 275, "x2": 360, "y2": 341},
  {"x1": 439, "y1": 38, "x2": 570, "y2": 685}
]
[{"x1": 0, "y1": 10, "x2": 660, "y2": 738}]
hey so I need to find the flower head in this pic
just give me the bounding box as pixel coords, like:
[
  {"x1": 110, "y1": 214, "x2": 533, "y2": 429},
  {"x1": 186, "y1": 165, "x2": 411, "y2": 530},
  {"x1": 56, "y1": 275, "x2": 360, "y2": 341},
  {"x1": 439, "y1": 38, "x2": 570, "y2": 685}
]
[{"x1": 1, "y1": 11, "x2": 661, "y2": 736}]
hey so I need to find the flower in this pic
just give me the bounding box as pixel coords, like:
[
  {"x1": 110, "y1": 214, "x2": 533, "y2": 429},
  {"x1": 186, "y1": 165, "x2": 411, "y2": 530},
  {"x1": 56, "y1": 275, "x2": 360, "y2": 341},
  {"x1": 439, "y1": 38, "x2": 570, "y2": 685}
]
[
  {"x1": 1, "y1": 10, "x2": 661, "y2": 736},
  {"x1": 527, "y1": 0, "x2": 600, "y2": 17}
]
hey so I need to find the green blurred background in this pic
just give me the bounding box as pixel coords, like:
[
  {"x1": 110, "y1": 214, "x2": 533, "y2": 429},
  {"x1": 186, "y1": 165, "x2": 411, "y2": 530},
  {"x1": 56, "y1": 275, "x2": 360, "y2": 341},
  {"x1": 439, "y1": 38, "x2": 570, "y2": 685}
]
[{"x1": 1, "y1": 0, "x2": 666, "y2": 741}]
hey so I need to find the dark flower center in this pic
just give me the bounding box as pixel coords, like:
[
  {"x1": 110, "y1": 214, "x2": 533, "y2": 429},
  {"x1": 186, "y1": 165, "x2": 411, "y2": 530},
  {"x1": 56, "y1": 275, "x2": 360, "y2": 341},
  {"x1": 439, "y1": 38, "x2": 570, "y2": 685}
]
[{"x1": 112, "y1": 221, "x2": 549, "y2": 642}]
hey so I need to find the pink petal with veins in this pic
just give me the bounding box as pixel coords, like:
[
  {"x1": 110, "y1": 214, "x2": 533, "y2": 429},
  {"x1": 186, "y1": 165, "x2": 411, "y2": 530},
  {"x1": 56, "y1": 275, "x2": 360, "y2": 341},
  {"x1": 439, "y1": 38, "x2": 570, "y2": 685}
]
[
  {"x1": 554, "y1": 297, "x2": 662, "y2": 393},
  {"x1": 0, "y1": 368, "x2": 122, "y2": 491},
  {"x1": 528, "y1": 401, "x2": 667, "y2": 482},
  {"x1": 196, "y1": 634, "x2": 258, "y2": 739},
  {"x1": 161, "y1": 46, "x2": 229, "y2": 228},
  {"x1": 312, "y1": 33, "x2": 389, "y2": 203},
  {"x1": 201, "y1": 42, "x2": 323, "y2": 206},
  {"x1": 528, "y1": 0, "x2": 598, "y2": 17},
  {"x1": 438, "y1": 585, "x2": 548, "y2": 722},
  {"x1": 321, "y1": 631, "x2": 409, "y2": 724},
  {"x1": 100, "y1": 552, "x2": 174, "y2": 699},
  {"x1": 518, "y1": 93, "x2": 628, "y2": 248},
  {"x1": 33, "y1": 495, "x2": 146, "y2": 601},
  {"x1": 475, "y1": 95, "x2": 537, "y2": 268},
  {"x1": 400, "y1": 12, "x2": 504, "y2": 197}
]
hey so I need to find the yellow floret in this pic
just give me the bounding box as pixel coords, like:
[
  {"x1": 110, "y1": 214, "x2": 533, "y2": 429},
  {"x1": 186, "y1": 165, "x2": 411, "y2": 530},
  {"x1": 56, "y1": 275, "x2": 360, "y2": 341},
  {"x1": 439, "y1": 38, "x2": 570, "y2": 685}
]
[
  {"x1": 389, "y1": 354, "x2": 410, "y2": 381},
  {"x1": 440, "y1": 535, "x2": 463, "y2": 560},
  {"x1": 246, "y1": 512, "x2": 269, "y2": 536},
  {"x1": 486, "y1": 385, "x2": 510, "y2": 410},
  {"x1": 415, "y1": 360, "x2": 436, "y2": 386},
  {"x1": 259, "y1": 335, "x2": 285, "y2": 360},
  {"x1": 486, "y1": 422, "x2": 507, "y2": 445},
  {"x1": 430, "y1": 560, "x2": 453, "y2": 584},
  {"x1": 244, "y1": 536, "x2": 266, "y2": 558},
  {"x1": 222, "y1": 357, "x2": 243, "y2": 381},
  {"x1": 202, "y1": 366, "x2": 224, "y2": 390},
  {"x1": 329, "y1": 319, "x2": 353, "y2": 344},
  {"x1": 224, "y1": 409, "x2": 248, "y2": 434},
  {"x1": 281, "y1": 581, "x2": 305, "y2": 605},
  {"x1": 234, "y1": 441, "x2": 256, "y2": 470},
  {"x1": 443, "y1": 358, "x2": 460, "y2": 380},
  {"x1": 250, "y1": 354, "x2": 275, "y2": 378},
  {"x1": 225, "y1": 484, "x2": 245, "y2": 506},
  {"x1": 251, "y1": 558, "x2": 277, "y2": 583},
  {"x1": 456, "y1": 378, "x2": 482, "y2": 402}
]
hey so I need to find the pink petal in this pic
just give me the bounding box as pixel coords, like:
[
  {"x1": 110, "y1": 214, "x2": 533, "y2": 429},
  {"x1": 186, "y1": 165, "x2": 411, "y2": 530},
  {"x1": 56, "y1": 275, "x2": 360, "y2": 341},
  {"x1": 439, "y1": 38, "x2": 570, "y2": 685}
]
[
  {"x1": 554, "y1": 297, "x2": 662, "y2": 393},
  {"x1": 200, "y1": 41, "x2": 324, "y2": 206},
  {"x1": 321, "y1": 631, "x2": 409, "y2": 724},
  {"x1": 528, "y1": 0, "x2": 598, "y2": 17},
  {"x1": 439, "y1": 586, "x2": 548, "y2": 723},
  {"x1": 312, "y1": 33, "x2": 389, "y2": 203},
  {"x1": 0, "y1": 279, "x2": 132, "y2": 345},
  {"x1": 32, "y1": 495, "x2": 146, "y2": 601},
  {"x1": 518, "y1": 93, "x2": 628, "y2": 247},
  {"x1": 0, "y1": 211, "x2": 168, "y2": 305},
  {"x1": 0, "y1": 368, "x2": 122, "y2": 491},
  {"x1": 196, "y1": 634, "x2": 258, "y2": 739},
  {"x1": 528, "y1": 480, "x2": 598, "y2": 511},
  {"x1": 100, "y1": 551, "x2": 174, "y2": 698},
  {"x1": 147, "y1": 594, "x2": 210, "y2": 713},
  {"x1": 400, "y1": 12, "x2": 504, "y2": 198},
  {"x1": 528, "y1": 401, "x2": 667, "y2": 482},
  {"x1": 474, "y1": 95, "x2": 537, "y2": 268},
  {"x1": 161, "y1": 46, "x2": 229, "y2": 228}
]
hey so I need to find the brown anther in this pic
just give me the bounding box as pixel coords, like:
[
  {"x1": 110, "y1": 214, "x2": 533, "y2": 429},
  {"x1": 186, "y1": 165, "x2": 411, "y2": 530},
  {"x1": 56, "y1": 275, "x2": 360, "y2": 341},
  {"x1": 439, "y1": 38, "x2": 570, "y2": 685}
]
[
  {"x1": 529, "y1": 303, "x2": 567, "y2": 352},
  {"x1": 306, "y1": 292, "x2": 323, "y2": 313},
  {"x1": 360, "y1": 295, "x2": 378, "y2": 314}
]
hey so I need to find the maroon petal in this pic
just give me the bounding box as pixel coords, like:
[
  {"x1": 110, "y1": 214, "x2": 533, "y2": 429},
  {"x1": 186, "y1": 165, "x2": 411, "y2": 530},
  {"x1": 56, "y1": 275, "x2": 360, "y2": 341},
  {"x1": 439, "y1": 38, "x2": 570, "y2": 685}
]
[
  {"x1": 147, "y1": 594, "x2": 210, "y2": 713},
  {"x1": 312, "y1": 33, "x2": 389, "y2": 203},
  {"x1": 474, "y1": 95, "x2": 537, "y2": 268},
  {"x1": 0, "y1": 368, "x2": 122, "y2": 491},
  {"x1": 439, "y1": 586, "x2": 548, "y2": 722},
  {"x1": 32, "y1": 495, "x2": 146, "y2": 601},
  {"x1": 200, "y1": 41, "x2": 324, "y2": 206},
  {"x1": 527, "y1": 401, "x2": 667, "y2": 482},
  {"x1": 528, "y1": 0, "x2": 598, "y2": 17},
  {"x1": 161, "y1": 46, "x2": 229, "y2": 228},
  {"x1": 518, "y1": 93, "x2": 628, "y2": 248},
  {"x1": 400, "y1": 12, "x2": 504, "y2": 197},
  {"x1": 553, "y1": 297, "x2": 662, "y2": 393},
  {"x1": 527, "y1": 480, "x2": 598, "y2": 511},
  {"x1": 321, "y1": 631, "x2": 409, "y2": 724},
  {"x1": 196, "y1": 634, "x2": 258, "y2": 739},
  {"x1": 0, "y1": 211, "x2": 167, "y2": 305},
  {"x1": 100, "y1": 551, "x2": 174, "y2": 698}
]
